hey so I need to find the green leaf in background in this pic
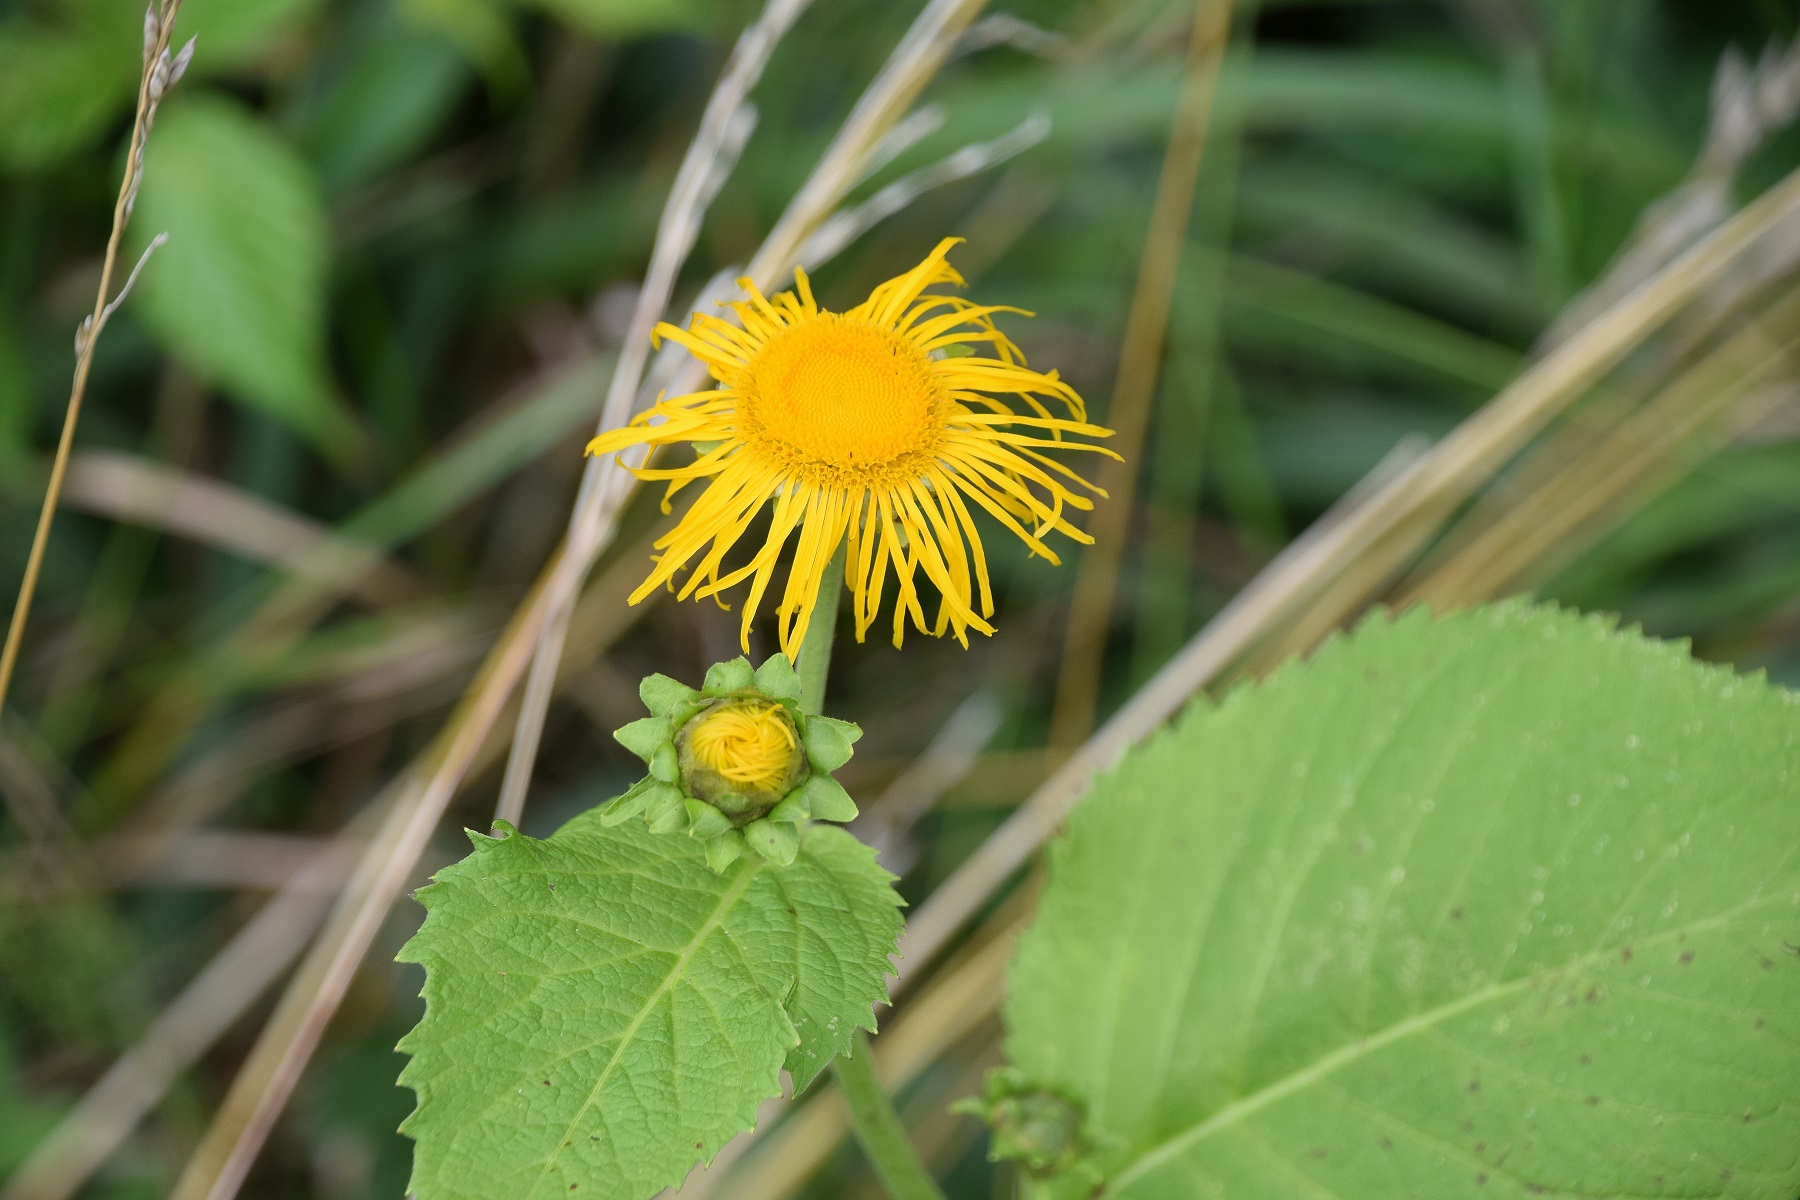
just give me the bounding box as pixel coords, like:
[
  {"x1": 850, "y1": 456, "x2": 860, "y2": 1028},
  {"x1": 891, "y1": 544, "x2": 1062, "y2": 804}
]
[
  {"x1": 527, "y1": 0, "x2": 709, "y2": 39},
  {"x1": 401, "y1": 0, "x2": 706, "y2": 92},
  {"x1": 1004, "y1": 602, "x2": 1800, "y2": 1198},
  {"x1": 0, "y1": 0, "x2": 329, "y2": 171},
  {"x1": 131, "y1": 97, "x2": 358, "y2": 456},
  {"x1": 397, "y1": 813, "x2": 900, "y2": 1200},
  {"x1": 175, "y1": 0, "x2": 328, "y2": 70},
  {"x1": 0, "y1": 21, "x2": 135, "y2": 171},
  {"x1": 0, "y1": 312, "x2": 30, "y2": 469},
  {"x1": 297, "y1": 18, "x2": 470, "y2": 194}
]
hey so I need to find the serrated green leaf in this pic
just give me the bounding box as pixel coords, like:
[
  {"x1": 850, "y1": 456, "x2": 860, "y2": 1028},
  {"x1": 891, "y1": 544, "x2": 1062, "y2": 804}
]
[
  {"x1": 802, "y1": 715, "x2": 859, "y2": 772},
  {"x1": 762, "y1": 825, "x2": 901, "y2": 1087},
  {"x1": 1007, "y1": 602, "x2": 1800, "y2": 1198},
  {"x1": 132, "y1": 97, "x2": 358, "y2": 455},
  {"x1": 398, "y1": 816, "x2": 898, "y2": 1199}
]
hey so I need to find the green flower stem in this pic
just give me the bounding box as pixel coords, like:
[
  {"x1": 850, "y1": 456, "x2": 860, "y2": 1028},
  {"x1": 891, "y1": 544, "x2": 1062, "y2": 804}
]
[
  {"x1": 834, "y1": 1031, "x2": 948, "y2": 1200},
  {"x1": 796, "y1": 545, "x2": 845, "y2": 717},
  {"x1": 799, "y1": 546, "x2": 943, "y2": 1200}
]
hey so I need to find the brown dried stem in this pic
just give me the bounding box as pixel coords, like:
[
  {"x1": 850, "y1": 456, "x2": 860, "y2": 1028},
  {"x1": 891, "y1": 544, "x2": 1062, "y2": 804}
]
[
  {"x1": 1049, "y1": 0, "x2": 1234, "y2": 750},
  {"x1": 0, "y1": 2, "x2": 192, "y2": 716},
  {"x1": 496, "y1": 0, "x2": 815, "y2": 825}
]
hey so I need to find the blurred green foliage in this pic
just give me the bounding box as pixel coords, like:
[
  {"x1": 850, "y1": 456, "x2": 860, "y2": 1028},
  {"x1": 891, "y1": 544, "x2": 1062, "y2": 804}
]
[{"x1": 2, "y1": 0, "x2": 1799, "y2": 1196}]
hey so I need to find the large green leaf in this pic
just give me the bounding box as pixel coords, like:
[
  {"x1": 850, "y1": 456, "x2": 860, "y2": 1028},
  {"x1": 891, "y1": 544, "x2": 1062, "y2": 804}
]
[
  {"x1": 1006, "y1": 603, "x2": 1800, "y2": 1198},
  {"x1": 397, "y1": 814, "x2": 899, "y2": 1200},
  {"x1": 131, "y1": 97, "x2": 356, "y2": 454}
]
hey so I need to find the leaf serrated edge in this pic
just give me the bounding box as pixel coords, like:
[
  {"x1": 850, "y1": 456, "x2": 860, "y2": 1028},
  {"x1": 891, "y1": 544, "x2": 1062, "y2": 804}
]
[{"x1": 393, "y1": 830, "x2": 791, "y2": 1200}]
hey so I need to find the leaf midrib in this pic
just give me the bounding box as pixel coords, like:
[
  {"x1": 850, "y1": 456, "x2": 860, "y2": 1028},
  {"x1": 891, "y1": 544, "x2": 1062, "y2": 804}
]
[
  {"x1": 1102, "y1": 891, "x2": 1786, "y2": 1195},
  {"x1": 522, "y1": 858, "x2": 767, "y2": 1200}
]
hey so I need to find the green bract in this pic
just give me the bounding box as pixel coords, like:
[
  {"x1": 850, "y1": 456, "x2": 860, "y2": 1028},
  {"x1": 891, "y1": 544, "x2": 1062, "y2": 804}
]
[{"x1": 602, "y1": 652, "x2": 862, "y2": 871}]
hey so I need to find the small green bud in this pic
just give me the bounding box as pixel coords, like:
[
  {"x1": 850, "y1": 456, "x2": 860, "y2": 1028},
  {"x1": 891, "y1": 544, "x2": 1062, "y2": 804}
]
[
  {"x1": 953, "y1": 1069, "x2": 1097, "y2": 1182},
  {"x1": 603, "y1": 653, "x2": 865, "y2": 871},
  {"x1": 676, "y1": 698, "x2": 807, "y2": 814}
]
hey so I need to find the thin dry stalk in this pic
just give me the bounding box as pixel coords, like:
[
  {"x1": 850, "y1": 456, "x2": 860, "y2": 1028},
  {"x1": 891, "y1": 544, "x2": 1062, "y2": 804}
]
[
  {"x1": 0, "y1": 3, "x2": 192, "y2": 716},
  {"x1": 497, "y1": 0, "x2": 814, "y2": 825},
  {"x1": 742, "y1": 0, "x2": 993, "y2": 288},
  {"x1": 1049, "y1": 0, "x2": 1234, "y2": 750},
  {"x1": 1398, "y1": 290, "x2": 1800, "y2": 610},
  {"x1": 892, "y1": 162, "x2": 1800, "y2": 992},
  {"x1": 852, "y1": 691, "x2": 1004, "y2": 871},
  {"x1": 58, "y1": 450, "x2": 422, "y2": 608},
  {"x1": 1235, "y1": 278, "x2": 1800, "y2": 677}
]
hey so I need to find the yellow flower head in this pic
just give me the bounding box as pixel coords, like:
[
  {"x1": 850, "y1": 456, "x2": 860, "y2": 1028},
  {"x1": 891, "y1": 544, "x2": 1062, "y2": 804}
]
[
  {"x1": 685, "y1": 701, "x2": 798, "y2": 792},
  {"x1": 587, "y1": 237, "x2": 1115, "y2": 654}
]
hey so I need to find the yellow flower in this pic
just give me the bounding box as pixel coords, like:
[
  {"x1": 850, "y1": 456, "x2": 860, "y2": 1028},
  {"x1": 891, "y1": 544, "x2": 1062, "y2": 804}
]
[
  {"x1": 685, "y1": 701, "x2": 798, "y2": 792},
  {"x1": 587, "y1": 237, "x2": 1115, "y2": 654}
]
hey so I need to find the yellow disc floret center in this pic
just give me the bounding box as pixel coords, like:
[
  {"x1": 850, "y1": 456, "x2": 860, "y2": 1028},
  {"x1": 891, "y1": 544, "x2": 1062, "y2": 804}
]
[
  {"x1": 742, "y1": 313, "x2": 944, "y2": 476},
  {"x1": 686, "y1": 701, "x2": 800, "y2": 792}
]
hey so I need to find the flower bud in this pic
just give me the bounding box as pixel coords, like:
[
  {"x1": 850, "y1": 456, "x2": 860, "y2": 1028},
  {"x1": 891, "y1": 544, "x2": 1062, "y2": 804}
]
[
  {"x1": 952, "y1": 1068, "x2": 1100, "y2": 1184},
  {"x1": 600, "y1": 652, "x2": 862, "y2": 871}
]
